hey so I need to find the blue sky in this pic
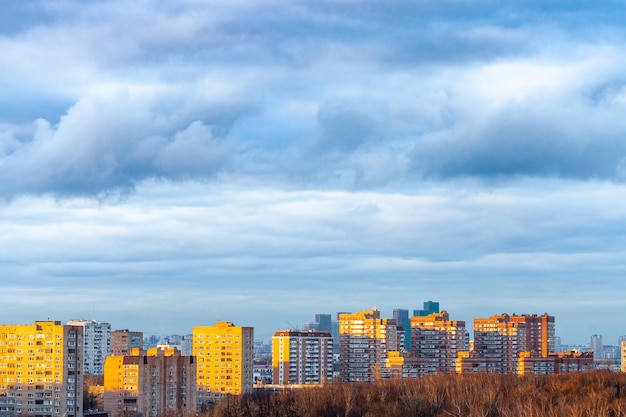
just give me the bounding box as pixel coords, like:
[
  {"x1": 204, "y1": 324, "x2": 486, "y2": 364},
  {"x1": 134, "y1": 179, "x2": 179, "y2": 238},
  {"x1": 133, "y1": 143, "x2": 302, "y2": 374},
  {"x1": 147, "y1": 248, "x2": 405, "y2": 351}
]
[{"x1": 1, "y1": 0, "x2": 626, "y2": 345}]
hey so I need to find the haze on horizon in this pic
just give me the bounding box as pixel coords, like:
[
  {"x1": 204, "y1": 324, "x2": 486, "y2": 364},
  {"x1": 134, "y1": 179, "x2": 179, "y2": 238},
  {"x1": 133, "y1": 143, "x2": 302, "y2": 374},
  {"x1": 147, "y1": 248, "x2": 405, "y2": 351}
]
[{"x1": 1, "y1": 0, "x2": 626, "y2": 345}]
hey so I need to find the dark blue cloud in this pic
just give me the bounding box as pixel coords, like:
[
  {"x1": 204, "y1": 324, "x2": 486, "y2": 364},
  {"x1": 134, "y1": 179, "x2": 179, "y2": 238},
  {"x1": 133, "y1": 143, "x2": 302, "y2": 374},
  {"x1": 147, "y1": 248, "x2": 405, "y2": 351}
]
[{"x1": 411, "y1": 98, "x2": 626, "y2": 181}]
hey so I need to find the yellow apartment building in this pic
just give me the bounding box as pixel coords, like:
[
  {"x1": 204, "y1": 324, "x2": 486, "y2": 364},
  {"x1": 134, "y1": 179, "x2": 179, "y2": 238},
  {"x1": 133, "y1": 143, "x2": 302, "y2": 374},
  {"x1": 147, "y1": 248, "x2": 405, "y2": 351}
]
[
  {"x1": 192, "y1": 322, "x2": 254, "y2": 403},
  {"x1": 103, "y1": 346, "x2": 196, "y2": 417},
  {"x1": 0, "y1": 321, "x2": 83, "y2": 417}
]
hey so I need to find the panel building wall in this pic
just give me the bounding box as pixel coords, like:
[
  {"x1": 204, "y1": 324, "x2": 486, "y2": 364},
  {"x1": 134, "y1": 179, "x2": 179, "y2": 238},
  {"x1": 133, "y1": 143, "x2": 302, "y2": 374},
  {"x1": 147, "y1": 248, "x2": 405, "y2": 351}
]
[
  {"x1": 338, "y1": 308, "x2": 402, "y2": 382},
  {"x1": 473, "y1": 313, "x2": 555, "y2": 374},
  {"x1": 411, "y1": 311, "x2": 468, "y2": 373},
  {"x1": 0, "y1": 321, "x2": 83, "y2": 417},
  {"x1": 67, "y1": 320, "x2": 111, "y2": 376},
  {"x1": 193, "y1": 322, "x2": 254, "y2": 403},
  {"x1": 272, "y1": 330, "x2": 333, "y2": 385},
  {"x1": 111, "y1": 330, "x2": 143, "y2": 357},
  {"x1": 103, "y1": 347, "x2": 196, "y2": 417}
]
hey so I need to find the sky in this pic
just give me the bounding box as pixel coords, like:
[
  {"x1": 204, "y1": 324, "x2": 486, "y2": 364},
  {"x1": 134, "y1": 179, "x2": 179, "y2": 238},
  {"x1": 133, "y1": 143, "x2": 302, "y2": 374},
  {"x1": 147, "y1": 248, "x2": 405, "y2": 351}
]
[{"x1": 1, "y1": 0, "x2": 626, "y2": 345}]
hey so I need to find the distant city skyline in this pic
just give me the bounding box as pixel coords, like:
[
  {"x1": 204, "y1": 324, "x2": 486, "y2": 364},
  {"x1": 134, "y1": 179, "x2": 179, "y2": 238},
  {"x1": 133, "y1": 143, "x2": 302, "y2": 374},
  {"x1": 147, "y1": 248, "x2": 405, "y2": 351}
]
[
  {"x1": 2, "y1": 1, "x2": 626, "y2": 348},
  {"x1": 5, "y1": 303, "x2": 623, "y2": 349}
]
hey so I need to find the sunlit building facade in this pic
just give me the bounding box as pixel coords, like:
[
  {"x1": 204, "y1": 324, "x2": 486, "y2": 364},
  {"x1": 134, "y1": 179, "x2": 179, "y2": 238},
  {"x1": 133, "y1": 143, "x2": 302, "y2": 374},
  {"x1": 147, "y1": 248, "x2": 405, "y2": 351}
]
[
  {"x1": 411, "y1": 311, "x2": 468, "y2": 373},
  {"x1": 338, "y1": 308, "x2": 403, "y2": 382},
  {"x1": 192, "y1": 322, "x2": 254, "y2": 402},
  {"x1": 0, "y1": 321, "x2": 83, "y2": 417},
  {"x1": 509, "y1": 314, "x2": 555, "y2": 357},
  {"x1": 103, "y1": 347, "x2": 196, "y2": 417},
  {"x1": 272, "y1": 330, "x2": 333, "y2": 385},
  {"x1": 473, "y1": 313, "x2": 555, "y2": 374}
]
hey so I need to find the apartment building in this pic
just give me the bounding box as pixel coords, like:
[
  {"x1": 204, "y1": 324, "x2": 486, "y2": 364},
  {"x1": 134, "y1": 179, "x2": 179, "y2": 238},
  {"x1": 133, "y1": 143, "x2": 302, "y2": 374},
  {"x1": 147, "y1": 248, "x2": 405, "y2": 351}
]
[
  {"x1": 67, "y1": 320, "x2": 111, "y2": 376},
  {"x1": 103, "y1": 347, "x2": 196, "y2": 417},
  {"x1": 456, "y1": 351, "x2": 497, "y2": 374},
  {"x1": 338, "y1": 308, "x2": 403, "y2": 382},
  {"x1": 111, "y1": 330, "x2": 143, "y2": 357},
  {"x1": 192, "y1": 322, "x2": 254, "y2": 402},
  {"x1": 473, "y1": 313, "x2": 555, "y2": 374},
  {"x1": 473, "y1": 314, "x2": 526, "y2": 374},
  {"x1": 272, "y1": 330, "x2": 333, "y2": 385},
  {"x1": 411, "y1": 311, "x2": 469, "y2": 373},
  {"x1": 509, "y1": 313, "x2": 555, "y2": 357},
  {"x1": 0, "y1": 321, "x2": 83, "y2": 417}
]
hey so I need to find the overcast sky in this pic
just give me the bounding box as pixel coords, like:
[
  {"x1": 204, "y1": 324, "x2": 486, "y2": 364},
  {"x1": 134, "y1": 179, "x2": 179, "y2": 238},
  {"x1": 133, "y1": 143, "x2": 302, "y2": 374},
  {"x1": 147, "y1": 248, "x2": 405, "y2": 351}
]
[{"x1": 2, "y1": 0, "x2": 626, "y2": 345}]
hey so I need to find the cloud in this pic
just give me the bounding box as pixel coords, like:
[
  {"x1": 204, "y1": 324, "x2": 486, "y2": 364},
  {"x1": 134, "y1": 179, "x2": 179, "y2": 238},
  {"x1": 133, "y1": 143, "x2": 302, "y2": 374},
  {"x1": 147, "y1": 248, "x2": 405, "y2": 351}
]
[
  {"x1": 1, "y1": 179, "x2": 626, "y2": 341},
  {"x1": 2, "y1": 0, "x2": 626, "y2": 197},
  {"x1": 0, "y1": 92, "x2": 240, "y2": 197}
]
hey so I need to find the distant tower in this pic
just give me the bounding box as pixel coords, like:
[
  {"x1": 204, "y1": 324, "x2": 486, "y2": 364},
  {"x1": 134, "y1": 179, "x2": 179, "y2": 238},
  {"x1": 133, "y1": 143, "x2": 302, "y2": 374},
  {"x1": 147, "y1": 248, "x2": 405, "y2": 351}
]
[
  {"x1": 414, "y1": 301, "x2": 440, "y2": 317},
  {"x1": 393, "y1": 309, "x2": 411, "y2": 351},
  {"x1": 315, "y1": 314, "x2": 332, "y2": 332},
  {"x1": 590, "y1": 334, "x2": 604, "y2": 361}
]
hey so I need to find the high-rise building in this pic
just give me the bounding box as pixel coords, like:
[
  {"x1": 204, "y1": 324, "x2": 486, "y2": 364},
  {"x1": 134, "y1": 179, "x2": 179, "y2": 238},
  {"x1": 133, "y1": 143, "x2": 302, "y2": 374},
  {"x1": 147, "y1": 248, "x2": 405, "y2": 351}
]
[
  {"x1": 315, "y1": 315, "x2": 332, "y2": 332},
  {"x1": 393, "y1": 309, "x2": 411, "y2": 351},
  {"x1": 508, "y1": 314, "x2": 555, "y2": 357},
  {"x1": 111, "y1": 329, "x2": 143, "y2": 356},
  {"x1": 411, "y1": 311, "x2": 468, "y2": 373},
  {"x1": 103, "y1": 347, "x2": 196, "y2": 417},
  {"x1": 473, "y1": 313, "x2": 555, "y2": 374},
  {"x1": 590, "y1": 334, "x2": 604, "y2": 361},
  {"x1": 414, "y1": 301, "x2": 440, "y2": 317},
  {"x1": 338, "y1": 308, "x2": 403, "y2": 382},
  {"x1": 272, "y1": 330, "x2": 333, "y2": 385},
  {"x1": 0, "y1": 321, "x2": 84, "y2": 417},
  {"x1": 67, "y1": 319, "x2": 111, "y2": 376},
  {"x1": 192, "y1": 322, "x2": 254, "y2": 402}
]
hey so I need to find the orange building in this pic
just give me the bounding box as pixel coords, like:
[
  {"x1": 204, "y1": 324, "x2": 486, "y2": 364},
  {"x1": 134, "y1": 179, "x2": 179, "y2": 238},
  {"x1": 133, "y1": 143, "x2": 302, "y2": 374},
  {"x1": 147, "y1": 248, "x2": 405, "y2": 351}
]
[{"x1": 508, "y1": 313, "x2": 555, "y2": 357}]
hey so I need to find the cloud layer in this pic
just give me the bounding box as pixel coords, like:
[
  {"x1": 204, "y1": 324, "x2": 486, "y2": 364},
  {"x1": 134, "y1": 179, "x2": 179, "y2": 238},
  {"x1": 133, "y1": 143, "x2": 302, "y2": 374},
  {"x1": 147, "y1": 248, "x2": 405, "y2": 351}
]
[
  {"x1": 1, "y1": 0, "x2": 626, "y2": 343},
  {"x1": 2, "y1": 0, "x2": 626, "y2": 197}
]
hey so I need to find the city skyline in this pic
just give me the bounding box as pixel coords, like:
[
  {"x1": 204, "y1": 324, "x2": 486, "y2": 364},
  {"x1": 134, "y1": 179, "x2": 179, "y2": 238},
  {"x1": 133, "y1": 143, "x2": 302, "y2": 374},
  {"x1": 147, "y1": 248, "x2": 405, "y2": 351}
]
[
  {"x1": 2, "y1": 1, "x2": 626, "y2": 346},
  {"x1": 0, "y1": 306, "x2": 619, "y2": 349}
]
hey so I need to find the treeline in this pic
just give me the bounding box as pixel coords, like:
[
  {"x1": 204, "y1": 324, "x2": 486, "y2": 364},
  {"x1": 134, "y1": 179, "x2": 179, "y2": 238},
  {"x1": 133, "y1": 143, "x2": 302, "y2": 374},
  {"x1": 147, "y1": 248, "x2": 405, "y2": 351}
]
[{"x1": 201, "y1": 372, "x2": 626, "y2": 417}]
